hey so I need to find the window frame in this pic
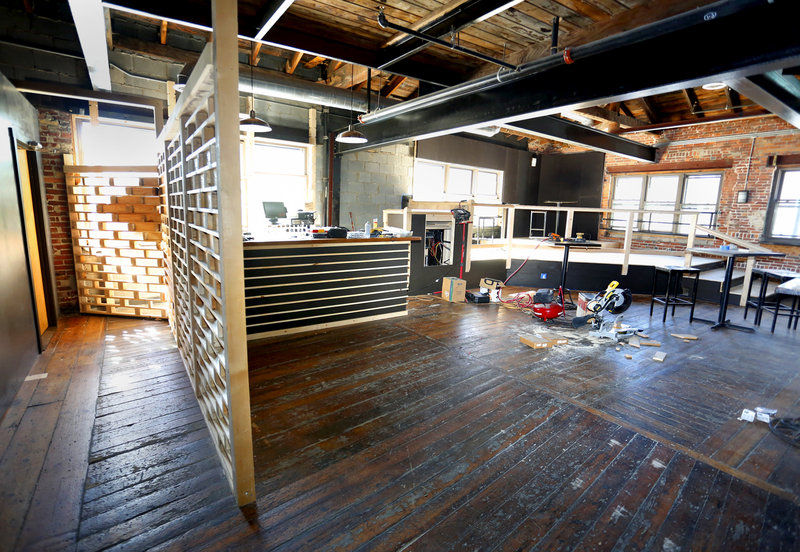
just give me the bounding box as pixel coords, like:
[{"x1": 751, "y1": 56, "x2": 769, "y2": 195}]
[
  {"x1": 413, "y1": 158, "x2": 503, "y2": 203},
  {"x1": 71, "y1": 115, "x2": 157, "y2": 165},
  {"x1": 763, "y1": 166, "x2": 800, "y2": 245},
  {"x1": 609, "y1": 171, "x2": 722, "y2": 235},
  {"x1": 239, "y1": 136, "x2": 313, "y2": 230}
]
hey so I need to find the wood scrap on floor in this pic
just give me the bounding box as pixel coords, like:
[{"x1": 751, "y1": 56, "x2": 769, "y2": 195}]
[
  {"x1": 537, "y1": 332, "x2": 568, "y2": 345},
  {"x1": 653, "y1": 351, "x2": 667, "y2": 362},
  {"x1": 636, "y1": 332, "x2": 649, "y2": 338},
  {"x1": 624, "y1": 354, "x2": 633, "y2": 359},
  {"x1": 670, "y1": 333, "x2": 699, "y2": 340},
  {"x1": 628, "y1": 335, "x2": 641, "y2": 348},
  {"x1": 640, "y1": 340, "x2": 661, "y2": 347}
]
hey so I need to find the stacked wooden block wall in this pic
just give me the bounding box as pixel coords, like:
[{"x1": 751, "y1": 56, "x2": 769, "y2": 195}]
[{"x1": 68, "y1": 171, "x2": 168, "y2": 318}]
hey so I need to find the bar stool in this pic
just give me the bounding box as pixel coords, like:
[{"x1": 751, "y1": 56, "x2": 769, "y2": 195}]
[
  {"x1": 743, "y1": 268, "x2": 800, "y2": 326},
  {"x1": 769, "y1": 277, "x2": 800, "y2": 333},
  {"x1": 650, "y1": 265, "x2": 701, "y2": 323}
]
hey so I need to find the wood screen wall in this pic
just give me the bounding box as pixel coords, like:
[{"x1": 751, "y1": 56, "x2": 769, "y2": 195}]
[
  {"x1": 67, "y1": 167, "x2": 169, "y2": 318},
  {"x1": 158, "y1": 18, "x2": 255, "y2": 506}
]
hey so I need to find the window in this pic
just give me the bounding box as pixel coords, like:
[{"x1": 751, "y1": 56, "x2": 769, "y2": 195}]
[
  {"x1": 609, "y1": 172, "x2": 721, "y2": 234},
  {"x1": 413, "y1": 159, "x2": 504, "y2": 232},
  {"x1": 73, "y1": 118, "x2": 157, "y2": 165},
  {"x1": 240, "y1": 139, "x2": 311, "y2": 230},
  {"x1": 765, "y1": 168, "x2": 800, "y2": 243},
  {"x1": 413, "y1": 159, "x2": 503, "y2": 203}
]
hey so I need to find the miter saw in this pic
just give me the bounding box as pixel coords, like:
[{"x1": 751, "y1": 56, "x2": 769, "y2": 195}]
[{"x1": 571, "y1": 281, "x2": 636, "y2": 341}]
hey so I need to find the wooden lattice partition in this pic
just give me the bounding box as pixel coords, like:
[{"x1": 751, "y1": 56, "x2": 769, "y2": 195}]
[
  {"x1": 67, "y1": 167, "x2": 169, "y2": 318},
  {"x1": 158, "y1": 18, "x2": 255, "y2": 506}
]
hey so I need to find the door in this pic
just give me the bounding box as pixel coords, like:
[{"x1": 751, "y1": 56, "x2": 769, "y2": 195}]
[{"x1": 16, "y1": 147, "x2": 49, "y2": 335}]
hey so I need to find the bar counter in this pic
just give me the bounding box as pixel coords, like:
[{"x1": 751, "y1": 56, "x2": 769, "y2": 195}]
[{"x1": 243, "y1": 237, "x2": 419, "y2": 339}]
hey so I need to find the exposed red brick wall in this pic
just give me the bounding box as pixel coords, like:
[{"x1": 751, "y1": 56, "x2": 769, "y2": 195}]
[
  {"x1": 38, "y1": 108, "x2": 78, "y2": 312},
  {"x1": 601, "y1": 116, "x2": 800, "y2": 272}
]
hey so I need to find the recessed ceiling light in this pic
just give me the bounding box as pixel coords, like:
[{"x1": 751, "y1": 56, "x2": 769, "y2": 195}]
[{"x1": 701, "y1": 82, "x2": 727, "y2": 91}]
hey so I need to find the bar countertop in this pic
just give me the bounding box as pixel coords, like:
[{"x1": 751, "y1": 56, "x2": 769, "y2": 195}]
[{"x1": 243, "y1": 236, "x2": 420, "y2": 247}]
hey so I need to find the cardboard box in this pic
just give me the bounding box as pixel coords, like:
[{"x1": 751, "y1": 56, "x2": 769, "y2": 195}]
[
  {"x1": 442, "y1": 277, "x2": 466, "y2": 302},
  {"x1": 479, "y1": 277, "x2": 503, "y2": 291}
]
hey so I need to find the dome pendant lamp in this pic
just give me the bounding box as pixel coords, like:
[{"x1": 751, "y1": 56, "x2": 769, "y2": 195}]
[
  {"x1": 336, "y1": 64, "x2": 367, "y2": 144},
  {"x1": 240, "y1": 58, "x2": 272, "y2": 133}
]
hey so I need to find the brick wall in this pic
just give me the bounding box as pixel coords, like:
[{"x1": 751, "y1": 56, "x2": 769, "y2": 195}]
[
  {"x1": 38, "y1": 108, "x2": 78, "y2": 311},
  {"x1": 601, "y1": 116, "x2": 800, "y2": 272}
]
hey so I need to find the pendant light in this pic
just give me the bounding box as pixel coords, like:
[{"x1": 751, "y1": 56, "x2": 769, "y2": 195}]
[
  {"x1": 240, "y1": 58, "x2": 272, "y2": 133},
  {"x1": 336, "y1": 64, "x2": 367, "y2": 144}
]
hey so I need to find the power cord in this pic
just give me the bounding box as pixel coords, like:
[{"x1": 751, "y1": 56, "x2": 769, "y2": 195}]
[{"x1": 769, "y1": 417, "x2": 800, "y2": 447}]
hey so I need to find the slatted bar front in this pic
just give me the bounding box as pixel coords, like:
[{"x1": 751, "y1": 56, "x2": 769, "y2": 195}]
[{"x1": 243, "y1": 238, "x2": 416, "y2": 339}]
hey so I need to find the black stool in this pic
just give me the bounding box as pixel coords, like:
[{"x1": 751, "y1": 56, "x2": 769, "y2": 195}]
[
  {"x1": 769, "y1": 277, "x2": 800, "y2": 333},
  {"x1": 744, "y1": 268, "x2": 800, "y2": 326},
  {"x1": 650, "y1": 265, "x2": 701, "y2": 323}
]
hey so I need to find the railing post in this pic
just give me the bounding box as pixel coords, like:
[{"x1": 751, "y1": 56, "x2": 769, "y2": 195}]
[
  {"x1": 465, "y1": 200, "x2": 475, "y2": 273},
  {"x1": 621, "y1": 211, "x2": 634, "y2": 276},
  {"x1": 684, "y1": 212, "x2": 698, "y2": 268},
  {"x1": 564, "y1": 209, "x2": 574, "y2": 238},
  {"x1": 740, "y1": 256, "x2": 756, "y2": 307},
  {"x1": 506, "y1": 206, "x2": 515, "y2": 270}
]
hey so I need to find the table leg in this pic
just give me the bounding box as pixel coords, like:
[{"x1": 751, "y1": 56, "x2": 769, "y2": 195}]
[
  {"x1": 559, "y1": 245, "x2": 575, "y2": 307},
  {"x1": 694, "y1": 255, "x2": 755, "y2": 332}
]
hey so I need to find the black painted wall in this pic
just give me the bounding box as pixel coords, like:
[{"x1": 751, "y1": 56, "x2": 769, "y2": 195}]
[
  {"x1": 408, "y1": 214, "x2": 506, "y2": 295},
  {"x1": 0, "y1": 74, "x2": 45, "y2": 416},
  {"x1": 538, "y1": 151, "x2": 605, "y2": 239}
]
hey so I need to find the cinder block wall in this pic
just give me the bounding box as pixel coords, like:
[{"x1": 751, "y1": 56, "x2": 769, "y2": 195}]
[
  {"x1": 339, "y1": 144, "x2": 414, "y2": 231},
  {"x1": 601, "y1": 117, "x2": 800, "y2": 271}
]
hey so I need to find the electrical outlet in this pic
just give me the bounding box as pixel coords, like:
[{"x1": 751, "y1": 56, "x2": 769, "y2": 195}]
[{"x1": 540, "y1": 273, "x2": 547, "y2": 279}]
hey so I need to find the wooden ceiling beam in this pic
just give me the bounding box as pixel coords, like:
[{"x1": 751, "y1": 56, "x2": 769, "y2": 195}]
[
  {"x1": 380, "y1": 0, "x2": 472, "y2": 48},
  {"x1": 575, "y1": 106, "x2": 648, "y2": 129},
  {"x1": 327, "y1": 63, "x2": 368, "y2": 88},
  {"x1": 638, "y1": 97, "x2": 659, "y2": 124},
  {"x1": 381, "y1": 75, "x2": 406, "y2": 97},
  {"x1": 619, "y1": 102, "x2": 634, "y2": 118},
  {"x1": 304, "y1": 56, "x2": 326, "y2": 69},
  {"x1": 160, "y1": 19, "x2": 168, "y2": 44},
  {"x1": 682, "y1": 88, "x2": 703, "y2": 118},
  {"x1": 615, "y1": 109, "x2": 771, "y2": 133},
  {"x1": 726, "y1": 87, "x2": 742, "y2": 114},
  {"x1": 251, "y1": 42, "x2": 262, "y2": 66},
  {"x1": 285, "y1": 50, "x2": 303, "y2": 74}
]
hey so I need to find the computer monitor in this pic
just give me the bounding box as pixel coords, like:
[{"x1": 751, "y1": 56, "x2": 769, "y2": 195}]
[{"x1": 262, "y1": 201, "x2": 287, "y2": 224}]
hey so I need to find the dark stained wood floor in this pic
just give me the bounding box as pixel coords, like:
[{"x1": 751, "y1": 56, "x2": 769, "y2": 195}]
[{"x1": 2, "y1": 293, "x2": 799, "y2": 550}]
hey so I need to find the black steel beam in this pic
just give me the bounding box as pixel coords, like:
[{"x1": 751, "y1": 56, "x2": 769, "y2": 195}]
[
  {"x1": 728, "y1": 71, "x2": 800, "y2": 129},
  {"x1": 377, "y1": 0, "x2": 521, "y2": 70},
  {"x1": 253, "y1": 0, "x2": 295, "y2": 40},
  {"x1": 505, "y1": 117, "x2": 656, "y2": 161},
  {"x1": 341, "y1": 0, "x2": 800, "y2": 154}
]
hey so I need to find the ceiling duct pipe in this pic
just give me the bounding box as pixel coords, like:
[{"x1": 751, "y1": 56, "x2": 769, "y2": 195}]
[
  {"x1": 360, "y1": 0, "x2": 763, "y2": 125},
  {"x1": 238, "y1": 64, "x2": 390, "y2": 113}
]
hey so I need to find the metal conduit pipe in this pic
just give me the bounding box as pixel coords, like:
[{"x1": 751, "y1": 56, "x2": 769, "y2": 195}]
[{"x1": 360, "y1": 0, "x2": 763, "y2": 125}]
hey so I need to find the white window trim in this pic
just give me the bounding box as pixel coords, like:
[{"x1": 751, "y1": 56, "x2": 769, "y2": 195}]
[{"x1": 610, "y1": 172, "x2": 722, "y2": 235}]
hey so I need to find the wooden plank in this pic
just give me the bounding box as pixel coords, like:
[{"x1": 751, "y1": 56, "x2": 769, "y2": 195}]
[
  {"x1": 212, "y1": 0, "x2": 255, "y2": 506},
  {"x1": 16, "y1": 316, "x2": 105, "y2": 549},
  {"x1": 0, "y1": 402, "x2": 62, "y2": 551}
]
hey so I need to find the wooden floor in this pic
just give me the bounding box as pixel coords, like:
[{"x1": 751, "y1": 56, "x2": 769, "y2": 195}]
[{"x1": 1, "y1": 294, "x2": 799, "y2": 550}]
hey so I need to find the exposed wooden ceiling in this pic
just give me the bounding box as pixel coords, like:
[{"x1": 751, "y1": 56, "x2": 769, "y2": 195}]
[{"x1": 6, "y1": 0, "x2": 800, "y2": 154}]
